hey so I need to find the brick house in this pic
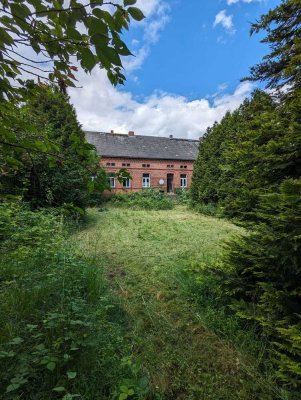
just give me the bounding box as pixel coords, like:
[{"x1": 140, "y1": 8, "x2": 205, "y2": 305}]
[{"x1": 85, "y1": 130, "x2": 199, "y2": 193}]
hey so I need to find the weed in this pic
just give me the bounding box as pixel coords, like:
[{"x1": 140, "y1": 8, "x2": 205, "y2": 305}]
[{"x1": 109, "y1": 189, "x2": 174, "y2": 210}]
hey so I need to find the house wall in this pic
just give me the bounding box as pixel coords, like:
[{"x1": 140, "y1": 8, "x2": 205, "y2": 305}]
[{"x1": 100, "y1": 157, "x2": 194, "y2": 193}]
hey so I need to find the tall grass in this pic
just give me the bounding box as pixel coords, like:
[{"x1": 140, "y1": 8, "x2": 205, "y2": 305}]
[{"x1": 0, "y1": 202, "x2": 147, "y2": 400}]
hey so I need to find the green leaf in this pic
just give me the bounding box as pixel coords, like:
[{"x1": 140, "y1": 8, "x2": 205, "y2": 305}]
[
  {"x1": 34, "y1": 140, "x2": 48, "y2": 152},
  {"x1": 11, "y1": 3, "x2": 31, "y2": 19},
  {"x1": 124, "y1": 0, "x2": 137, "y2": 6},
  {"x1": 120, "y1": 385, "x2": 128, "y2": 393},
  {"x1": 53, "y1": 386, "x2": 66, "y2": 392},
  {"x1": 9, "y1": 337, "x2": 23, "y2": 345},
  {"x1": 6, "y1": 383, "x2": 20, "y2": 393},
  {"x1": 101, "y1": 46, "x2": 122, "y2": 66},
  {"x1": 67, "y1": 371, "x2": 77, "y2": 379},
  {"x1": 87, "y1": 16, "x2": 108, "y2": 36},
  {"x1": 47, "y1": 361, "x2": 56, "y2": 371},
  {"x1": 80, "y1": 47, "x2": 97, "y2": 71},
  {"x1": 0, "y1": 27, "x2": 13, "y2": 45},
  {"x1": 119, "y1": 394, "x2": 128, "y2": 400},
  {"x1": 127, "y1": 7, "x2": 145, "y2": 21}
]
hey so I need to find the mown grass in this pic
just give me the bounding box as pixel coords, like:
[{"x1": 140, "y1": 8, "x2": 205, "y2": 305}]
[{"x1": 74, "y1": 206, "x2": 286, "y2": 400}]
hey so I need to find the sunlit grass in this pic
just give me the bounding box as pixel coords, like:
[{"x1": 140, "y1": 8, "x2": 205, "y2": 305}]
[{"x1": 74, "y1": 206, "x2": 284, "y2": 400}]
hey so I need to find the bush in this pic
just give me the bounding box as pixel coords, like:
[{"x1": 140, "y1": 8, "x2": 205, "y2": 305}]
[
  {"x1": 109, "y1": 189, "x2": 174, "y2": 210},
  {"x1": 0, "y1": 202, "x2": 146, "y2": 399},
  {"x1": 224, "y1": 179, "x2": 301, "y2": 390},
  {"x1": 193, "y1": 202, "x2": 220, "y2": 216},
  {"x1": 174, "y1": 188, "x2": 191, "y2": 204}
]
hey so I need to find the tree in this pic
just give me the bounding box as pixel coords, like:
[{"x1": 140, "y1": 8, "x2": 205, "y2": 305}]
[
  {"x1": 0, "y1": 0, "x2": 144, "y2": 173},
  {"x1": 1, "y1": 85, "x2": 107, "y2": 208},
  {"x1": 224, "y1": 179, "x2": 301, "y2": 389},
  {"x1": 243, "y1": 0, "x2": 301, "y2": 96}
]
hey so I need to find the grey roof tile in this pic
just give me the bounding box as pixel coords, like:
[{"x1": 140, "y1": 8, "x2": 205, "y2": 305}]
[{"x1": 85, "y1": 131, "x2": 199, "y2": 161}]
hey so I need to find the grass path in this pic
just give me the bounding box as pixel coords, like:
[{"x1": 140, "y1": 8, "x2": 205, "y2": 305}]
[{"x1": 73, "y1": 206, "x2": 280, "y2": 400}]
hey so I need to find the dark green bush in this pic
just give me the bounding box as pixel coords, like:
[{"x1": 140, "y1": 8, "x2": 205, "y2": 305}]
[
  {"x1": 109, "y1": 189, "x2": 174, "y2": 210},
  {"x1": 192, "y1": 202, "x2": 220, "y2": 216},
  {"x1": 224, "y1": 179, "x2": 301, "y2": 390}
]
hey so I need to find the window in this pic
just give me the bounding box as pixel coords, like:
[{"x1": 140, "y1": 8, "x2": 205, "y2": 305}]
[
  {"x1": 122, "y1": 178, "x2": 131, "y2": 188},
  {"x1": 107, "y1": 173, "x2": 115, "y2": 188},
  {"x1": 167, "y1": 164, "x2": 174, "y2": 168},
  {"x1": 106, "y1": 162, "x2": 116, "y2": 166},
  {"x1": 180, "y1": 174, "x2": 187, "y2": 188},
  {"x1": 180, "y1": 165, "x2": 187, "y2": 169},
  {"x1": 142, "y1": 163, "x2": 150, "y2": 168},
  {"x1": 142, "y1": 173, "x2": 150, "y2": 188},
  {"x1": 122, "y1": 163, "x2": 131, "y2": 167}
]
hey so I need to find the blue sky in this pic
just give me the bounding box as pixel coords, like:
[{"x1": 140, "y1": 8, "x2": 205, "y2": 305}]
[{"x1": 69, "y1": 0, "x2": 282, "y2": 139}]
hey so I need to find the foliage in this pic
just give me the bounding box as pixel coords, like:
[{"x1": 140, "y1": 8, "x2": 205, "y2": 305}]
[
  {"x1": 244, "y1": 0, "x2": 301, "y2": 96},
  {"x1": 174, "y1": 187, "x2": 191, "y2": 204},
  {"x1": 0, "y1": 201, "x2": 146, "y2": 399},
  {"x1": 1, "y1": 85, "x2": 107, "y2": 209},
  {"x1": 109, "y1": 189, "x2": 174, "y2": 210},
  {"x1": 0, "y1": 0, "x2": 144, "y2": 94},
  {"x1": 191, "y1": 0, "x2": 301, "y2": 390},
  {"x1": 193, "y1": 202, "x2": 219, "y2": 217},
  {"x1": 191, "y1": 89, "x2": 301, "y2": 220},
  {"x1": 224, "y1": 179, "x2": 301, "y2": 390},
  {"x1": 0, "y1": 0, "x2": 144, "y2": 173}
]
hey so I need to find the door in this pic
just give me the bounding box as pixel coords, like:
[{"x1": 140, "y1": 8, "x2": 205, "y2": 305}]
[{"x1": 167, "y1": 173, "x2": 174, "y2": 193}]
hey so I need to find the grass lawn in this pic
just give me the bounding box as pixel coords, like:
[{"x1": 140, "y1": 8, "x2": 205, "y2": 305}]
[{"x1": 73, "y1": 206, "x2": 283, "y2": 400}]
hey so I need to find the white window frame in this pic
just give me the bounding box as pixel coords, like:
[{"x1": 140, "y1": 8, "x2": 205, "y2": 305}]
[
  {"x1": 142, "y1": 173, "x2": 150, "y2": 188},
  {"x1": 180, "y1": 174, "x2": 187, "y2": 188},
  {"x1": 108, "y1": 174, "x2": 115, "y2": 188},
  {"x1": 123, "y1": 178, "x2": 131, "y2": 188}
]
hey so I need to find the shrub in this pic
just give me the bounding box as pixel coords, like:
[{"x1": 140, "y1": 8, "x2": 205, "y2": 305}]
[
  {"x1": 224, "y1": 179, "x2": 301, "y2": 390},
  {"x1": 174, "y1": 188, "x2": 191, "y2": 204},
  {"x1": 193, "y1": 202, "x2": 220, "y2": 216},
  {"x1": 109, "y1": 189, "x2": 174, "y2": 210}
]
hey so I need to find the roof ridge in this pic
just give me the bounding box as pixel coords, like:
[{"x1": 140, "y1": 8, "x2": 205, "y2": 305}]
[{"x1": 84, "y1": 130, "x2": 199, "y2": 142}]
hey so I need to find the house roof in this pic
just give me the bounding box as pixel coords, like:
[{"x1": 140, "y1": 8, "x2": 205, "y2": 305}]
[{"x1": 85, "y1": 131, "x2": 199, "y2": 161}]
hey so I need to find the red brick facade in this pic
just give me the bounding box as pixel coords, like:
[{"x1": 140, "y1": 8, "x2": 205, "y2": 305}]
[{"x1": 100, "y1": 157, "x2": 194, "y2": 193}]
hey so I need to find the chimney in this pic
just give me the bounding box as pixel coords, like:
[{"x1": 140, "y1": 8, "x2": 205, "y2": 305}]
[
  {"x1": 128, "y1": 130, "x2": 135, "y2": 137},
  {"x1": 169, "y1": 134, "x2": 173, "y2": 139},
  {"x1": 110, "y1": 129, "x2": 114, "y2": 134}
]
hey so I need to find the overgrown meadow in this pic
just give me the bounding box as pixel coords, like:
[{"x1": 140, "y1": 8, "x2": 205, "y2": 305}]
[{"x1": 0, "y1": 202, "x2": 148, "y2": 400}]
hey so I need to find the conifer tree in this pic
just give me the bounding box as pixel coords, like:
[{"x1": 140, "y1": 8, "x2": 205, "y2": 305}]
[{"x1": 244, "y1": 0, "x2": 301, "y2": 95}]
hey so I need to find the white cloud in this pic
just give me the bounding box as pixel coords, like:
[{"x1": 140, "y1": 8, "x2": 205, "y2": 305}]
[
  {"x1": 123, "y1": 0, "x2": 170, "y2": 72},
  {"x1": 69, "y1": 69, "x2": 254, "y2": 139},
  {"x1": 227, "y1": 0, "x2": 264, "y2": 4},
  {"x1": 213, "y1": 10, "x2": 236, "y2": 34}
]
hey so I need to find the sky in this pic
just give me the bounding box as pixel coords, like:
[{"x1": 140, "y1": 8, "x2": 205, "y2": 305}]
[{"x1": 69, "y1": 0, "x2": 281, "y2": 139}]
